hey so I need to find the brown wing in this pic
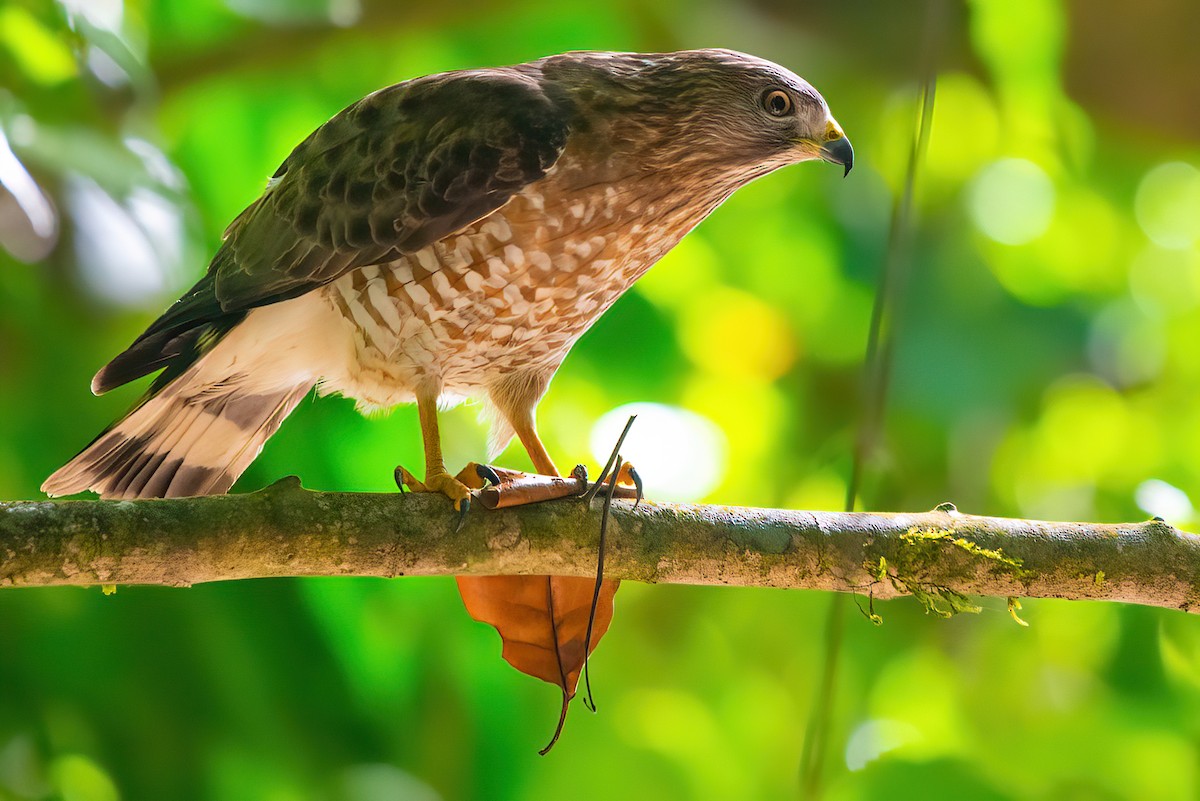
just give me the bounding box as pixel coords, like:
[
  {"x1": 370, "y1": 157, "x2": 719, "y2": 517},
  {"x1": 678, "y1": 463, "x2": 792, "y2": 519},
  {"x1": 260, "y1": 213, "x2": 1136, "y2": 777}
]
[{"x1": 94, "y1": 66, "x2": 570, "y2": 394}]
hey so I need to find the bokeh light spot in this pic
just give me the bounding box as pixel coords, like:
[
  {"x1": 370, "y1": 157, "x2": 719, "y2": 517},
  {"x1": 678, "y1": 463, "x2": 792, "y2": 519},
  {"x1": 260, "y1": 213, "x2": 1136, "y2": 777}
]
[
  {"x1": 1135, "y1": 479, "x2": 1194, "y2": 523},
  {"x1": 51, "y1": 754, "x2": 119, "y2": 801},
  {"x1": 1135, "y1": 161, "x2": 1200, "y2": 250},
  {"x1": 339, "y1": 764, "x2": 440, "y2": 801},
  {"x1": 968, "y1": 158, "x2": 1055, "y2": 245},
  {"x1": 0, "y1": 6, "x2": 78, "y2": 84},
  {"x1": 57, "y1": 0, "x2": 124, "y2": 32},
  {"x1": 1031, "y1": 188, "x2": 1124, "y2": 294},
  {"x1": 677, "y1": 287, "x2": 796, "y2": 380},
  {"x1": 1087, "y1": 301, "x2": 1166, "y2": 387},
  {"x1": 68, "y1": 176, "x2": 183, "y2": 307},
  {"x1": 590, "y1": 403, "x2": 726, "y2": 502},
  {"x1": 1128, "y1": 246, "x2": 1200, "y2": 315},
  {"x1": 635, "y1": 234, "x2": 721, "y2": 311},
  {"x1": 1039, "y1": 376, "x2": 1130, "y2": 481},
  {"x1": 845, "y1": 719, "x2": 920, "y2": 771},
  {"x1": 925, "y1": 73, "x2": 1001, "y2": 186},
  {"x1": 0, "y1": 129, "x2": 57, "y2": 262}
]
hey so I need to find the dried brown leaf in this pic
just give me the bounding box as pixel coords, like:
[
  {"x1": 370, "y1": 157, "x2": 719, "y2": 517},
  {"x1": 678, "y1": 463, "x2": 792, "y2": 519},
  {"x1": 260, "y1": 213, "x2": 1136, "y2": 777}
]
[{"x1": 457, "y1": 575, "x2": 618, "y2": 751}]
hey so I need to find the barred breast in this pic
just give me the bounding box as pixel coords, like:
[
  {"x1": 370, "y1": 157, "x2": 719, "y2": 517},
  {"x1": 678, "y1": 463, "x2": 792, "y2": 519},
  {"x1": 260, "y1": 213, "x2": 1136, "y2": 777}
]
[{"x1": 319, "y1": 155, "x2": 734, "y2": 411}]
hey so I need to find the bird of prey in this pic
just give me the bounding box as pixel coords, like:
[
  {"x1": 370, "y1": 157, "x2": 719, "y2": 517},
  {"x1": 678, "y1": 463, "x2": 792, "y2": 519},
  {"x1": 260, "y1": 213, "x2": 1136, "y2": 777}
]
[{"x1": 44, "y1": 47, "x2": 852, "y2": 519}]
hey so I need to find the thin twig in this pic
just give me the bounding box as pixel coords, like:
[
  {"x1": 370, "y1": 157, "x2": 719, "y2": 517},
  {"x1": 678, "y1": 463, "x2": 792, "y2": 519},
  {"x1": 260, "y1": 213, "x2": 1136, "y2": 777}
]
[
  {"x1": 582, "y1": 416, "x2": 637, "y2": 504},
  {"x1": 580, "y1": 419, "x2": 639, "y2": 712},
  {"x1": 801, "y1": 3, "x2": 945, "y2": 796}
]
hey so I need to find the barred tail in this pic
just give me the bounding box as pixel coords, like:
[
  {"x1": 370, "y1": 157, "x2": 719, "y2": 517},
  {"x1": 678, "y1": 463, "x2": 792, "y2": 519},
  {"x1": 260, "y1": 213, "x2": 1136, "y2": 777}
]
[
  {"x1": 42, "y1": 374, "x2": 312, "y2": 500},
  {"x1": 45, "y1": 292, "x2": 347, "y2": 500}
]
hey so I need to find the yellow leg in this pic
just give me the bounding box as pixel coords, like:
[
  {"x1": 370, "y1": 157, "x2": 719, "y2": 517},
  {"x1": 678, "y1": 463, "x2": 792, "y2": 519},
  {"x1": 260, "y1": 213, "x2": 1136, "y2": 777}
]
[
  {"x1": 508, "y1": 407, "x2": 638, "y2": 495},
  {"x1": 513, "y1": 416, "x2": 560, "y2": 478},
  {"x1": 396, "y1": 391, "x2": 472, "y2": 511}
]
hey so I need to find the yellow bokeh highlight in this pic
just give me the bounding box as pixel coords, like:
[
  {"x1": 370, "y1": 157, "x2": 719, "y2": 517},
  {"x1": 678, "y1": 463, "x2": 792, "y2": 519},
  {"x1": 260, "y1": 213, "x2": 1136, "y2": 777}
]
[
  {"x1": 681, "y1": 374, "x2": 788, "y2": 505},
  {"x1": 676, "y1": 287, "x2": 797, "y2": 382},
  {"x1": 1030, "y1": 187, "x2": 1126, "y2": 293},
  {"x1": 925, "y1": 72, "x2": 1002, "y2": 189},
  {"x1": 993, "y1": 374, "x2": 1164, "y2": 517},
  {"x1": 1030, "y1": 599, "x2": 1119, "y2": 671},
  {"x1": 51, "y1": 754, "x2": 120, "y2": 801},
  {"x1": 1128, "y1": 246, "x2": 1200, "y2": 315},
  {"x1": 1135, "y1": 162, "x2": 1200, "y2": 250},
  {"x1": 0, "y1": 7, "x2": 78, "y2": 85},
  {"x1": 877, "y1": 68, "x2": 1060, "y2": 212},
  {"x1": 1036, "y1": 377, "x2": 1132, "y2": 482},
  {"x1": 1162, "y1": 314, "x2": 1200, "y2": 384},
  {"x1": 980, "y1": 182, "x2": 1130, "y2": 307},
  {"x1": 969, "y1": 158, "x2": 1055, "y2": 246},
  {"x1": 784, "y1": 469, "x2": 847, "y2": 512},
  {"x1": 968, "y1": 0, "x2": 1065, "y2": 145},
  {"x1": 983, "y1": 245, "x2": 1065, "y2": 307}
]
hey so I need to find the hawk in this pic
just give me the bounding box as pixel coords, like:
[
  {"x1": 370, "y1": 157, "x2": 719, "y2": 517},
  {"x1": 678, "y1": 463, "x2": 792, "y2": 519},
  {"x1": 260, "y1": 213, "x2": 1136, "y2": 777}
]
[{"x1": 44, "y1": 48, "x2": 852, "y2": 515}]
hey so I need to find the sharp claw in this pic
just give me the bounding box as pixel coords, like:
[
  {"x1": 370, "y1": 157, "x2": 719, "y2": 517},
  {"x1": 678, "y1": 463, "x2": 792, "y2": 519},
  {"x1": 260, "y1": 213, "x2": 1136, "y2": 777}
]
[
  {"x1": 476, "y1": 463, "x2": 503, "y2": 487},
  {"x1": 455, "y1": 495, "x2": 472, "y2": 533},
  {"x1": 629, "y1": 465, "x2": 643, "y2": 507},
  {"x1": 394, "y1": 466, "x2": 408, "y2": 493}
]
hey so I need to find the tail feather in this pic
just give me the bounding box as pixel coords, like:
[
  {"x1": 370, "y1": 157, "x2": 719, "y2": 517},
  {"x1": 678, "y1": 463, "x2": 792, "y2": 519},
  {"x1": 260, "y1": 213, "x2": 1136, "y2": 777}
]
[
  {"x1": 185, "y1": 388, "x2": 310, "y2": 496},
  {"x1": 43, "y1": 375, "x2": 312, "y2": 500},
  {"x1": 48, "y1": 289, "x2": 346, "y2": 500},
  {"x1": 118, "y1": 398, "x2": 199, "y2": 496}
]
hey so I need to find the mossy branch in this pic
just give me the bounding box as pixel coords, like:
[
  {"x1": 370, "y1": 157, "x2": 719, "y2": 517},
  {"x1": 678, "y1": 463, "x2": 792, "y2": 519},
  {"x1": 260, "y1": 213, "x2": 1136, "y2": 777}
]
[{"x1": 3, "y1": 478, "x2": 1200, "y2": 614}]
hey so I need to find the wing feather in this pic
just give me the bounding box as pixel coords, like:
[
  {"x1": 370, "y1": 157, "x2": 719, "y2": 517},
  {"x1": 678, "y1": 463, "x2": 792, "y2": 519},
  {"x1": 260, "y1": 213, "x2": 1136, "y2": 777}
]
[
  {"x1": 213, "y1": 67, "x2": 568, "y2": 308},
  {"x1": 94, "y1": 66, "x2": 570, "y2": 394}
]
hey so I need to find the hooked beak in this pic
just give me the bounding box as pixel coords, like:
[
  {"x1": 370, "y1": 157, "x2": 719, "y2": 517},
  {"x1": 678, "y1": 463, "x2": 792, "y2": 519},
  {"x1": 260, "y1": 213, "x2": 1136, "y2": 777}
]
[
  {"x1": 811, "y1": 117, "x2": 853, "y2": 177},
  {"x1": 821, "y1": 135, "x2": 854, "y2": 177}
]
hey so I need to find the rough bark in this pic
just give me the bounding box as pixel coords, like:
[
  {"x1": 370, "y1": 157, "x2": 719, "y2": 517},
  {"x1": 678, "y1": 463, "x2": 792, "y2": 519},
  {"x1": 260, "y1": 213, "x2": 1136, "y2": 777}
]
[{"x1": 3, "y1": 477, "x2": 1199, "y2": 614}]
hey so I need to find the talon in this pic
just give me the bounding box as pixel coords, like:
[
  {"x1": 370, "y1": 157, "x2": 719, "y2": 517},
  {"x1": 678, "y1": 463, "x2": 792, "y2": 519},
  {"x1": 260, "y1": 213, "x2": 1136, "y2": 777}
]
[
  {"x1": 477, "y1": 463, "x2": 503, "y2": 487},
  {"x1": 455, "y1": 495, "x2": 472, "y2": 533},
  {"x1": 402, "y1": 467, "x2": 473, "y2": 528},
  {"x1": 628, "y1": 465, "x2": 643, "y2": 506},
  {"x1": 615, "y1": 461, "x2": 640, "y2": 486},
  {"x1": 395, "y1": 465, "x2": 426, "y2": 493},
  {"x1": 456, "y1": 461, "x2": 504, "y2": 490}
]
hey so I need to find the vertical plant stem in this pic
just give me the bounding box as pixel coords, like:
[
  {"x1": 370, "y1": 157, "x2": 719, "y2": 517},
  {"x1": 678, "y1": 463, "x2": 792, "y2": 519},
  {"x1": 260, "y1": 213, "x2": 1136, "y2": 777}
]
[{"x1": 798, "y1": 2, "x2": 945, "y2": 795}]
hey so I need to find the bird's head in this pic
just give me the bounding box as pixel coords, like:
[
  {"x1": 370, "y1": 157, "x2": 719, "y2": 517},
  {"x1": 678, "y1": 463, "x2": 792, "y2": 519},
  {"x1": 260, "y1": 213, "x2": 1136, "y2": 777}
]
[{"x1": 550, "y1": 49, "x2": 853, "y2": 179}]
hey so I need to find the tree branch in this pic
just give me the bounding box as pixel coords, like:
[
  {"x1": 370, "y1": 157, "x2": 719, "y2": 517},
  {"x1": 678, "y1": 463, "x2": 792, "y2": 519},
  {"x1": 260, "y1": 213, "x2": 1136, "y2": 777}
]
[{"x1": 3, "y1": 477, "x2": 1199, "y2": 614}]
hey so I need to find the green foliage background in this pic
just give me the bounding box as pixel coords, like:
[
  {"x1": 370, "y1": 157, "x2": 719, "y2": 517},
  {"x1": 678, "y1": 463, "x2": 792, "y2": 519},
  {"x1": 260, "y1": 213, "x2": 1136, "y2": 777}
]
[{"x1": 2, "y1": 0, "x2": 1200, "y2": 798}]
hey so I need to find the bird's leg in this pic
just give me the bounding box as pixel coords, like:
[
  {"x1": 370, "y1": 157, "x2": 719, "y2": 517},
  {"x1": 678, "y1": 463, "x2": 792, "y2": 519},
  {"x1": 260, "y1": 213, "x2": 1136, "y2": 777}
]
[
  {"x1": 497, "y1": 408, "x2": 643, "y2": 503},
  {"x1": 512, "y1": 415, "x2": 561, "y2": 478},
  {"x1": 484, "y1": 372, "x2": 560, "y2": 481},
  {"x1": 506, "y1": 406, "x2": 642, "y2": 499},
  {"x1": 395, "y1": 391, "x2": 473, "y2": 513},
  {"x1": 444, "y1": 416, "x2": 554, "y2": 494}
]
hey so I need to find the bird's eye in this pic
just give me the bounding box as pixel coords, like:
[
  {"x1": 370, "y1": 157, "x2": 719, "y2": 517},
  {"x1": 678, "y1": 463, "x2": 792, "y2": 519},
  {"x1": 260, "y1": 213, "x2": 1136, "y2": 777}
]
[{"x1": 763, "y1": 89, "x2": 792, "y2": 117}]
